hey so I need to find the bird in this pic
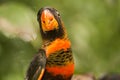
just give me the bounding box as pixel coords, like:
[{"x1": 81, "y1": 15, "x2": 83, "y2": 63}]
[{"x1": 25, "y1": 7, "x2": 74, "y2": 80}]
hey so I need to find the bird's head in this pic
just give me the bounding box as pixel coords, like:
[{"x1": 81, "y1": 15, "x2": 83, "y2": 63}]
[{"x1": 37, "y1": 7, "x2": 65, "y2": 41}]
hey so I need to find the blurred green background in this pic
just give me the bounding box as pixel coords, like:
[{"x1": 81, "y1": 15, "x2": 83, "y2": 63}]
[{"x1": 0, "y1": 0, "x2": 120, "y2": 80}]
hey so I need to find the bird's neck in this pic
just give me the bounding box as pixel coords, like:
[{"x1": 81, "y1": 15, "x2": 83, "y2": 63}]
[
  {"x1": 42, "y1": 37, "x2": 70, "y2": 57},
  {"x1": 40, "y1": 27, "x2": 65, "y2": 41}
]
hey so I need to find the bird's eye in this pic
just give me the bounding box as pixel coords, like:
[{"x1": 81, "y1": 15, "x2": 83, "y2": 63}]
[
  {"x1": 50, "y1": 18, "x2": 53, "y2": 21},
  {"x1": 43, "y1": 21, "x2": 45, "y2": 23},
  {"x1": 56, "y1": 11, "x2": 60, "y2": 17}
]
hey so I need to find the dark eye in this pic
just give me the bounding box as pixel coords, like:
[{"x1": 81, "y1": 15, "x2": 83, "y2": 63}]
[
  {"x1": 56, "y1": 11, "x2": 60, "y2": 17},
  {"x1": 50, "y1": 18, "x2": 53, "y2": 21},
  {"x1": 43, "y1": 21, "x2": 45, "y2": 23}
]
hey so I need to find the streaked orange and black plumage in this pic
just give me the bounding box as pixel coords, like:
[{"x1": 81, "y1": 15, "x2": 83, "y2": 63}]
[{"x1": 26, "y1": 7, "x2": 74, "y2": 80}]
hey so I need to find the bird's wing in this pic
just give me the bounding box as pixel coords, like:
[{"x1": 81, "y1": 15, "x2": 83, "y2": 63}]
[{"x1": 25, "y1": 49, "x2": 46, "y2": 80}]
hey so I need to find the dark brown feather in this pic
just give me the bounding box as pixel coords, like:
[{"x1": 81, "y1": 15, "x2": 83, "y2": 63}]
[{"x1": 25, "y1": 49, "x2": 46, "y2": 80}]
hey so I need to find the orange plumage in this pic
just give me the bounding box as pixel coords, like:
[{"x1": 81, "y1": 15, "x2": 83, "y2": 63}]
[{"x1": 46, "y1": 38, "x2": 71, "y2": 57}]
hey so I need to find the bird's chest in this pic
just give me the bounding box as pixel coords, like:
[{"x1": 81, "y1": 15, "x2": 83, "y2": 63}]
[
  {"x1": 42, "y1": 39, "x2": 74, "y2": 79},
  {"x1": 42, "y1": 49, "x2": 74, "y2": 80}
]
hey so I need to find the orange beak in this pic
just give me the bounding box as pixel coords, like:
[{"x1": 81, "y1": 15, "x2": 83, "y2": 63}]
[{"x1": 41, "y1": 9, "x2": 58, "y2": 32}]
